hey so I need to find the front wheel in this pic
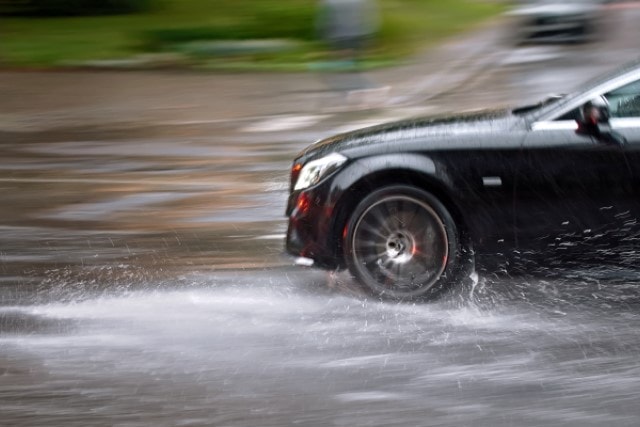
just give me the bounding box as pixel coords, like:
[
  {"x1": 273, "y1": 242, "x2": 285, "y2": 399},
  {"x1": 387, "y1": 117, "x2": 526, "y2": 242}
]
[{"x1": 344, "y1": 186, "x2": 467, "y2": 300}]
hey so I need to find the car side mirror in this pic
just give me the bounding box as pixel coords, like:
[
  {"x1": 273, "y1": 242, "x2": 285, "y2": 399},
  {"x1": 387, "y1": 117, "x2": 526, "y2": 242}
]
[{"x1": 575, "y1": 97, "x2": 626, "y2": 146}]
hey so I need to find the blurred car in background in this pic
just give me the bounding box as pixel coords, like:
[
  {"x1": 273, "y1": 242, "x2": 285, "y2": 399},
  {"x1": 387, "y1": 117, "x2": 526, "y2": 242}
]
[{"x1": 507, "y1": 0, "x2": 606, "y2": 44}]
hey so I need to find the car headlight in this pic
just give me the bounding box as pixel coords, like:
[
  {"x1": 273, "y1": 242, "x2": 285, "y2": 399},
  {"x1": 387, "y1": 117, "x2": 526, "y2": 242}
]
[{"x1": 294, "y1": 153, "x2": 348, "y2": 191}]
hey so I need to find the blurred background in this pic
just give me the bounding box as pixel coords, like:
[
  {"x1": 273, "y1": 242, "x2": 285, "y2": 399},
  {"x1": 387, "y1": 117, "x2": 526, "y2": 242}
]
[
  {"x1": 0, "y1": 0, "x2": 636, "y2": 121},
  {"x1": 0, "y1": 0, "x2": 504, "y2": 69}
]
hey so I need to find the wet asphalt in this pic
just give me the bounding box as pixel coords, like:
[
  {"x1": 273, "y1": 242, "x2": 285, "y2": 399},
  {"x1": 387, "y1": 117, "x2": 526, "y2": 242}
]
[{"x1": 3, "y1": 5, "x2": 640, "y2": 426}]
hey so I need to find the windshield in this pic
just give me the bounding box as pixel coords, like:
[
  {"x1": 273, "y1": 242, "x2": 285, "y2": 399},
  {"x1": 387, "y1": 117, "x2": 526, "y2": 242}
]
[{"x1": 513, "y1": 58, "x2": 640, "y2": 120}]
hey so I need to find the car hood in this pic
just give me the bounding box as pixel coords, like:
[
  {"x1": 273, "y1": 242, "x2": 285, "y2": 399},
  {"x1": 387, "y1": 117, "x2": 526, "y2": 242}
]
[{"x1": 300, "y1": 108, "x2": 523, "y2": 160}]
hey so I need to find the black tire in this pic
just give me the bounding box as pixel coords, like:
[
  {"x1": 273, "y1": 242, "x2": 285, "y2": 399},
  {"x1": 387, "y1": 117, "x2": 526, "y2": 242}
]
[{"x1": 344, "y1": 185, "x2": 467, "y2": 300}]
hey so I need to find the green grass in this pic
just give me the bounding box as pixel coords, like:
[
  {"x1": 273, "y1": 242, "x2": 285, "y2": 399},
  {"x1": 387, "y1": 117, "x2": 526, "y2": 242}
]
[{"x1": 0, "y1": 0, "x2": 506, "y2": 69}]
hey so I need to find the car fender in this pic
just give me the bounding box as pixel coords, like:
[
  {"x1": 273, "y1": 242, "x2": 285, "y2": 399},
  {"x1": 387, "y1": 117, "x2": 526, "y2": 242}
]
[
  {"x1": 322, "y1": 153, "x2": 464, "y2": 262},
  {"x1": 327, "y1": 153, "x2": 455, "y2": 206}
]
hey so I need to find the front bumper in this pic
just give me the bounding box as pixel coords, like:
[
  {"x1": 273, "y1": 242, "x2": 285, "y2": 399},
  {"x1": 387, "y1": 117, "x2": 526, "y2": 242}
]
[{"x1": 285, "y1": 184, "x2": 342, "y2": 270}]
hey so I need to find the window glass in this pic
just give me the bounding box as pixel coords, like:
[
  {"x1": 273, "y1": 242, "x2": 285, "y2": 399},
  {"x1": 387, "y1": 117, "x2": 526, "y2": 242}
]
[
  {"x1": 556, "y1": 107, "x2": 580, "y2": 121},
  {"x1": 604, "y1": 79, "x2": 640, "y2": 118},
  {"x1": 551, "y1": 79, "x2": 640, "y2": 121}
]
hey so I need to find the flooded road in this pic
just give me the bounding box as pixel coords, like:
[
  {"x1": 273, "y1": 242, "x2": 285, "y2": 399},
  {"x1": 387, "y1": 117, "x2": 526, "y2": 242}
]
[
  {"x1": 0, "y1": 124, "x2": 298, "y2": 296},
  {"x1": 2, "y1": 270, "x2": 640, "y2": 426},
  {"x1": 3, "y1": 118, "x2": 640, "y2": 426}
]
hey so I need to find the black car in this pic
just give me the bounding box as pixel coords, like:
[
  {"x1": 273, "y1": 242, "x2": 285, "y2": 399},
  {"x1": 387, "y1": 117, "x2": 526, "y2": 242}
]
[{"x1": 285, "y1": 59, "x2": 640, "y2": 300}]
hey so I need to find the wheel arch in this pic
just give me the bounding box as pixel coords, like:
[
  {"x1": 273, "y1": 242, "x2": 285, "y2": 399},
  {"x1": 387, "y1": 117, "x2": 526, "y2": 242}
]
[{"x1": 327, "y1": 156, "x2": 472, "y2": 268}]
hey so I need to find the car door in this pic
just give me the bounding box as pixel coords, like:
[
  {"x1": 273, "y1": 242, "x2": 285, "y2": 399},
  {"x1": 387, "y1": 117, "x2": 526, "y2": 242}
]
[
  {"x1": 515, "y1": 95, "x2": 640, "y2": 269},
  {"x1": 604, "y1": 78, "x2": 640, "y2": 266},
  {"x1": 605, "y1": 77, "x2": 640, "y2": 149}
]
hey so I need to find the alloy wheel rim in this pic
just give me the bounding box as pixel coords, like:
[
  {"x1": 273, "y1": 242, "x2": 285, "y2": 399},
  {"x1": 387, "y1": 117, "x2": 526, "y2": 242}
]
[{"x1": 351, "y1": 195, "x2": 449, "y2": 295}]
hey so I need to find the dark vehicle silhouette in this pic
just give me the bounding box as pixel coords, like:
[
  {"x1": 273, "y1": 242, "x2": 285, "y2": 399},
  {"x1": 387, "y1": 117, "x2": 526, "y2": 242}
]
[
  {"x1": 507, "y1": 0, "x2": 605, "y2": 44},
  {"x1": 285, "y1": 60, "x2": 640, "y2": 300}
]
